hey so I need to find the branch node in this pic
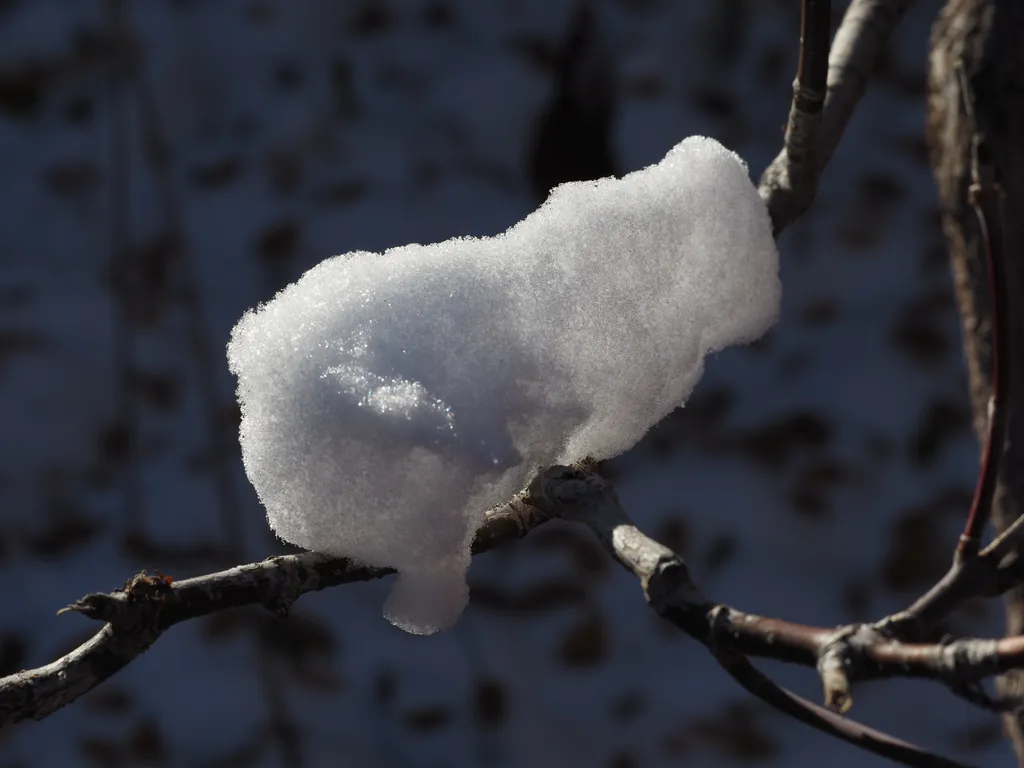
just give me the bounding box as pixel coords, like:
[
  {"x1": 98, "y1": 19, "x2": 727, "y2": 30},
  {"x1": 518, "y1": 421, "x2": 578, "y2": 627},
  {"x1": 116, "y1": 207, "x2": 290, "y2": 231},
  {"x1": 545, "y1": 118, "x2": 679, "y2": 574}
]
[
  {"x1": 817, "y1": 624, "x2": 882, "y2": 714},
  {"x1": 818, "y1": 642, "x2": 853, "y2": 714},
  {"x1": 59, "y1": 570, "x2": 174, "y2": 627},
  {"x1": 57, "y1": 593, "x2": 122, "y2": 622},
  {"x1": 705, "y1": 604, "x2": 735, "y2": 657},
  {"x1": 529, "y1": 464, "x2": 611, "y2": 522},
  {"x1": 942, "y1": 637, "x2": 1002, "y2": 681},
  {"x1": 260, "y1": 558, "x2": 304, "y2": 617},
  {"x1": 645, "y1": 557, "x2": 702, "y2": 609}
]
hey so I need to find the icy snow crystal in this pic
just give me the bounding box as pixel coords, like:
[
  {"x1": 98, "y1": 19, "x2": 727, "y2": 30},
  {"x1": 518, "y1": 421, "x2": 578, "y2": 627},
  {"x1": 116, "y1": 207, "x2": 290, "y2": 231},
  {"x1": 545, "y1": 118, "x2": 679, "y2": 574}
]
[{"x1": 228, "y1": 136, "x2": 779, "y2": 634}]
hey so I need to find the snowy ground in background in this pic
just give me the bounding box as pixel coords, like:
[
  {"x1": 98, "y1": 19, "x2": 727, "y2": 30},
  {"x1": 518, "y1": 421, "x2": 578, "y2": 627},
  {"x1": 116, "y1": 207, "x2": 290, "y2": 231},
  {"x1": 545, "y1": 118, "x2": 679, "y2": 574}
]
[{"x1": 0, "y1": 1, "x2": 1008, "y2": 766}]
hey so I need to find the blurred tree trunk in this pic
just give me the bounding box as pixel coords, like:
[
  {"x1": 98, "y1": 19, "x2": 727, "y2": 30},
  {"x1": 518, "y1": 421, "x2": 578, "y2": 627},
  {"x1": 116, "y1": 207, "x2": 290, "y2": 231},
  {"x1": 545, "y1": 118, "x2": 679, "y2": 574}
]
[{"x1": 927, "y1": 0, "x2": 1024, "y2": 759}]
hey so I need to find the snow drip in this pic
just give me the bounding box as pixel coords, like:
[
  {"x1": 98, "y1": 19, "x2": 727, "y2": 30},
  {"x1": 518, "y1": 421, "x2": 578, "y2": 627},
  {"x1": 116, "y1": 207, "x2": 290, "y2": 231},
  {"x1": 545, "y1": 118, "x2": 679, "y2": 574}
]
[{"x1": 227, "y1": 136, "x2": 780, "y2": 634}]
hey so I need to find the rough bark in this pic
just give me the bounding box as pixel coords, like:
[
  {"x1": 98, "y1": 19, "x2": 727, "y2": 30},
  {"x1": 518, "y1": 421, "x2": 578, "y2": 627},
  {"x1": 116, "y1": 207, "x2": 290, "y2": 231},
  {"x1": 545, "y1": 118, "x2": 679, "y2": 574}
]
[{"x1": 927, "y1": 0, "x2": 1024, "y2": 759}]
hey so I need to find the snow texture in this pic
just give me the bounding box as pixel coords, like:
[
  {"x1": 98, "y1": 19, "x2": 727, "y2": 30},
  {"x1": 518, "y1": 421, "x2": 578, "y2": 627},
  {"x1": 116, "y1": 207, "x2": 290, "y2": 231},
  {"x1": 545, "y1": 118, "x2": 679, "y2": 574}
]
[{"x1": 227, "y1": 136, "x2": 779, "y2": 634}]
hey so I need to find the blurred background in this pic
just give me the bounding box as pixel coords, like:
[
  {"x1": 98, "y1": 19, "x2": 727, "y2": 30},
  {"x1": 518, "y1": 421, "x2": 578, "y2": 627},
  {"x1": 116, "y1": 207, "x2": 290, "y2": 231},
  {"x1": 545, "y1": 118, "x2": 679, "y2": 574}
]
[{"x1": 0, "y1": 0, "x2": 1007, "y2": 766}]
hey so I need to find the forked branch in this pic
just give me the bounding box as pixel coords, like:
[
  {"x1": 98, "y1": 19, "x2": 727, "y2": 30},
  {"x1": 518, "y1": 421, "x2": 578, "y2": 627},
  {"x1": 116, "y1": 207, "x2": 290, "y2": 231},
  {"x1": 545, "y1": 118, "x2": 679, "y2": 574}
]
[{"x1": 3, "y1": 3, "x2": 1016, "y2": 768}]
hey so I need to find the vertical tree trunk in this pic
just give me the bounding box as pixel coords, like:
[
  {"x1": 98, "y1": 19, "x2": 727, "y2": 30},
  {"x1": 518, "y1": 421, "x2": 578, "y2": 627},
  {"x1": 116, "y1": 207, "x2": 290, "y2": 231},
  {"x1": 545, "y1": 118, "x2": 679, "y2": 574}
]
[{"x1": 927, "y1": 0, "x2": 1024, "y2": 759}]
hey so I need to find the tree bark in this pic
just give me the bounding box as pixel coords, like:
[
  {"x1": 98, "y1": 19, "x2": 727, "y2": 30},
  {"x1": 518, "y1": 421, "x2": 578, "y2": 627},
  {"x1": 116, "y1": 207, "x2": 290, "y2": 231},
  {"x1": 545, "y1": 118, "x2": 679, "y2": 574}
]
[{"x1": 927, "y1": 0, "x2": 1024, "y2": 759}]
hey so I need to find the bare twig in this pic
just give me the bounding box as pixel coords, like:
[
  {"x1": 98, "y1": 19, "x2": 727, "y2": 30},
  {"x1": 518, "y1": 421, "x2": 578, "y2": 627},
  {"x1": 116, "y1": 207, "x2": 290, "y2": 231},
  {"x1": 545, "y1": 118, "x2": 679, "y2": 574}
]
[
  {"x1": 954, "y1": 61, "x2": 1008, "y2": 559},
  {"x1": 5, "y1": 463, "x2": 1014, "y2": 766},
  {"x1": 873, "y1": 58, "x2": 1011, "y2": 641},
  {"x1": 753, "y1": 2, "x2": 986, "y2": 760},
  {"x1": 716, "y1": 657, "x2": 971, "y2": 768},
  {"x1": 759, "y1": 0, "x2": 918, "y2": 235},
  {"x1": 758, "y1": 0, "x2": 830, "y2": 235},
  {"x1": 3, "y1": 5, "x2": 1014, "y2": 767},
  {"x1": 540, "y1": 466, "x2": 980, "y2": 768},
  {"x1": 0, "y1": 475, "x2": 555, "y2": 727},
  {"x1": 879, "y1": 557, "x2": 998, "y2": 641}
]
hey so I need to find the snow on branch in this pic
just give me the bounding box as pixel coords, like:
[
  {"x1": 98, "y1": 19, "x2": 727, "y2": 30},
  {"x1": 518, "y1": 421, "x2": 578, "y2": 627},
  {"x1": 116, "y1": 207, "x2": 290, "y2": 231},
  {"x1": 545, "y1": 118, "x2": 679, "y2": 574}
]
[
  {"x1": 5, "y1": 464, "x2": 1022, "y2": 768},
  {"x1": 5, "y1": 3, "x2": 1008, "y2": 767},
  {"x1": 228, "y1": 136, "x2": 779, "y2": 635}
]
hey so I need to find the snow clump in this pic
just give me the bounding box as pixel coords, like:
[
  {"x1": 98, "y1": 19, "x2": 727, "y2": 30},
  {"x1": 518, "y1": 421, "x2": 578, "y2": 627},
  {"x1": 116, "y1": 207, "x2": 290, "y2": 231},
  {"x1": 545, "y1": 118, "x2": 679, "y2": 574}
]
[{"x1": 227, "y1": 136, "x2": 780, "y2": 634}]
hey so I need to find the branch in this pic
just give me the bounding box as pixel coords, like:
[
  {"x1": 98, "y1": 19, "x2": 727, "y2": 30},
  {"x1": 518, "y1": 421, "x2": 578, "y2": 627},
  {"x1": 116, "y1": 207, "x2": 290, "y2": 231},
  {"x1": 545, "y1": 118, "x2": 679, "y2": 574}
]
[
  {"x1": 540, "y1": 466, "x2": 988, "y2": 768},
  {"x1": 955, "y1": 60, "x2": 1008, "y2": 559},
  {"x1": 758, "y1": 0, "x2": 830, "y2": 235},
  {"x1": 0, "y1": 477, "x2": 556, "y2": 727},
  {"x1": 759, "y1": 0, "x2": 918, "y2": 235},
  {"x1": 2, "y1": 6, "x2": 1010, "y2": 767},
  {"x1": 872, "y1": 58, "x2": 1011, "y2": 641},
  {"x1": 6, "y1": 464, "x2": 1020, "y2": 768}
]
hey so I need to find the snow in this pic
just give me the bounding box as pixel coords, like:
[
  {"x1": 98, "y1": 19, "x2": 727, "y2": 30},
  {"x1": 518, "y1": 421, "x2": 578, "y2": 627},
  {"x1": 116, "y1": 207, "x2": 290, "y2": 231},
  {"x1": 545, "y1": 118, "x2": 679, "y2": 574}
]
[
  {"x1": 228, "y1": 136, "x2": 779, "y2": 634},
  {"x1": 0, "y1": 0, "x2": 1011, "y2": 765}
]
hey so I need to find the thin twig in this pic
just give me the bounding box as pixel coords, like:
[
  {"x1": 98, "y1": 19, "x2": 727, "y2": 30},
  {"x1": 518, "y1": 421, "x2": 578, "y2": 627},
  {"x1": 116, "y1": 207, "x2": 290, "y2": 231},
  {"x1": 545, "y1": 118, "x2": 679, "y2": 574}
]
[
  {"x1": 2, "y1": 6, "x2": 1008, "y2": 767},
  {"x1": 874, "y1": 58, "x2": 1011, "y2": 640},
  {"x1": 717, "y1": 656, "x2": 971, "y2": 768},
  {"x1": 758, "y1": 0, "x2": 830, "y2": 235},
  {"x1": 541, "y1": 466, "x2": 979, "y2": 768},
  {"x1": 754, "y1": 2, "x2": 981, "y2": 760},
  {"x1": 0, "y1": 475, "x2": 555, "y2": 727},
  {"x1": 879, "y1": 557, "x2": 996, "y2": 640},
  {"x1": 759, "y1": 0, "x2": 918, "y2": 235},
  {"x1": 986, "y1": 524, "x2": 1024, "y2": 569},
  {"x1": 954, "y1": 61, "x2": 1008, "y2": 559}
]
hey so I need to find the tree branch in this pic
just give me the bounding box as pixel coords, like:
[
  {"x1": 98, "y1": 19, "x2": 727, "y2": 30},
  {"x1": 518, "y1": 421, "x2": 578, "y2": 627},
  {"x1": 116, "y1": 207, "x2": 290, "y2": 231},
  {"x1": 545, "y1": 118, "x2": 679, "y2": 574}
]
[
  {"x1": 3, "y1": 5, "x2": 1013, "y2": 768},
  {"x1": 759, "y1": 0, "x2": 918, "y2": 235},
  {"x1": 953, "y1": 61, "x2": 1008, "y2": 559},
  {"x1": 872, "y1": 54, "x2": 1011, "y2": 643},
  {"x1": 7, "y1": 463, "x2": 1016, "y2": 767},
  {"x1": 0, "y1": 479, "x2": 555, "y2": 727},
  {"x1": 539, "y1": 465, "x2": 988, "y2": 768}
]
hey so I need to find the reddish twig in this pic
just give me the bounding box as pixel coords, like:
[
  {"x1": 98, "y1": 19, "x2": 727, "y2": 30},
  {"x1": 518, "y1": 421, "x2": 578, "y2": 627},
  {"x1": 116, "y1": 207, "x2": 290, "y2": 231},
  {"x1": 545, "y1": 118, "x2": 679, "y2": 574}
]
[
  {"x1": 759, "y1": 0, "x2": 918, "y2": 236},
  {"x1": 876, "y1": 60, "x2": 1010, "y2": 642},
  {"x1": 955, "y1": 61, "x2": 1008, "y2": 559},
  {"x1": 753, "y1": 3, "x2": 982, "y2": 761},
  {"x1": 759, "y1": 0, "x2": 830, "y2": 235},
  {"x1": 795, "y1": 0, "x2": 831, "y2": 115},
  {"x1": 542, "y1": 467, "x2": 980, "y2": 768}
]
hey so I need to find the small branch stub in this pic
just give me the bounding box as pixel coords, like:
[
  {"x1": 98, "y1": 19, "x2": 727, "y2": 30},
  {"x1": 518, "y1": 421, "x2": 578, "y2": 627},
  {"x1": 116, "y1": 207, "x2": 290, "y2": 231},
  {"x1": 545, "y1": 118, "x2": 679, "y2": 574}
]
[{"x1": 818, "y1": 643, "x2": 853, "y2": 714}]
